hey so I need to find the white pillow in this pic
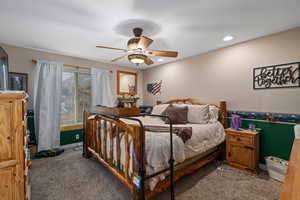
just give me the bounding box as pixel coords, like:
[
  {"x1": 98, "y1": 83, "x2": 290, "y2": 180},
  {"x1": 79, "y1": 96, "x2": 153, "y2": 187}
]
[
  {"x1": 151, "y1": 104, "x2": 169, "y2": 115},
  {"x1": 209, "y1": 105, "x2": 219, "y2": 123},
  {"x1": 187, "y1": 104, "x2": 209, "y2": 124}
]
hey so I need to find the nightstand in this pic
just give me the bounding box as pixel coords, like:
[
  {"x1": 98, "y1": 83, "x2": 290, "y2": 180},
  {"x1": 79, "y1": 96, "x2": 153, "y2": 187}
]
[
  {"x1": 225, "y1": 128, "x2": 260, "y2": 174},
  {"x1": 95, "y1": 106, "x2": 140, "y2": 117}
]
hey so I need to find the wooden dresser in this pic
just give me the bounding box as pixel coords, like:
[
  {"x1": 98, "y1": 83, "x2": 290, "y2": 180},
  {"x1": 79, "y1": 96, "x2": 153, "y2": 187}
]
[
  {"x1": 95, "y1": 106, "x2": 140, "y2": 117},
  {"x1": 0, "y1": 93, "x2": 30, "y2": 200},
  {"x1": 225, "y1": 128, "x2": 260, "y2": 174}
]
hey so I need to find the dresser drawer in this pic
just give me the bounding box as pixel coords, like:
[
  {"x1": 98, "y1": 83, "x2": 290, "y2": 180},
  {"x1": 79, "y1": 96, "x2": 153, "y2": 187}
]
[
  {"x1": 228, "y1": 134, "x2": 253, "y2": 146},
  {"x1": 0, "y1": 167, "x2": 14, "y2": 200},
  {"x1": 1, "y1": 93, "x2": 28, "y2": 200}
]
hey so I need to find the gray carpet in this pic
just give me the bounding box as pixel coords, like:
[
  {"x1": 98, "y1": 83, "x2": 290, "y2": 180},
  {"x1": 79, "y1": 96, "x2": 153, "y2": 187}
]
[{"x1": 30, "y1": 148, "x2": 281, "y2": 200}]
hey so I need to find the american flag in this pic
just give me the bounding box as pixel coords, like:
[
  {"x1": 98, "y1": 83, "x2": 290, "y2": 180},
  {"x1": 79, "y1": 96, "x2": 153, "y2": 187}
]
[{"x1": 147, "y1": 81, "x2": 162, "y2": 95}]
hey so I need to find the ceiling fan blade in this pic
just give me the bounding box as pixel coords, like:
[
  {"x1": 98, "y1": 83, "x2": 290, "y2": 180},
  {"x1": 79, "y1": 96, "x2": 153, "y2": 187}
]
[
  {"x1": 96, "y1": 46, "x2": 127, "y2": 52},
  {"x1": 148, "y1": 50, "x2": 178, "y2": 58},
  {"x1": 111, "y1": 55, "x2": 127, "y2": 62},
  {"x1": 145, "y1": 56, "x2": 154, "y2": 65},
  {"x1": 137, "y1": 36, "x2": 153, "y2": 49}
]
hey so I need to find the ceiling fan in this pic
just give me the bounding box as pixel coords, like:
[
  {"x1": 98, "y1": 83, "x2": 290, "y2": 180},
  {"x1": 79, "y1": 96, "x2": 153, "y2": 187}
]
[{"x1": 96, "y1": 27, "x2": 178, "y2": 66}]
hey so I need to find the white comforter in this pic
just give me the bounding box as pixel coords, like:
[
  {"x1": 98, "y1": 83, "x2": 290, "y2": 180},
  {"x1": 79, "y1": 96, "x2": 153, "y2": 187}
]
[{"x1": 120, "y1": 116, "x2": 225, "y2": 190}]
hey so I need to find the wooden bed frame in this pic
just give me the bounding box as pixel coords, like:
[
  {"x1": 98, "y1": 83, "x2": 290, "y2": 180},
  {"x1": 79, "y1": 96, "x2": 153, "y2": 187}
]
[{"x1": 83, "y1": 98, "x2": 227, "y2": 200}]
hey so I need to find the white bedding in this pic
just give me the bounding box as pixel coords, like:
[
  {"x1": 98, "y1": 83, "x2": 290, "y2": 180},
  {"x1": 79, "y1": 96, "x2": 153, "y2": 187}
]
[
  {"x1": 121, "y1": 116, "x2": 225, "y2": 190},
  {"x1": 89, "y1": 115, "x2": 225, "y2": 190},
  {"x1": 122, "y1": 116, "x2": 225, "y2": 159}
]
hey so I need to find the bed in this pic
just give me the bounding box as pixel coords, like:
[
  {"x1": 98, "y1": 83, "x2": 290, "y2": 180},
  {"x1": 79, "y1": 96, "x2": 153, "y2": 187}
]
[{"x1": 83, "y1": 98, "x2": 227, "y2": 200}]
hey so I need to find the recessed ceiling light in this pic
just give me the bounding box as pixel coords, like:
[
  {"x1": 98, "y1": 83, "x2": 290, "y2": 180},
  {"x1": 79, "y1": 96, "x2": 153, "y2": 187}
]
[
  {"x1": 223, "y1": 35, "x2": 234, "y2": 42},
  {"x1": 158, "y1": 58, "x2": 164, "y2": 62}
]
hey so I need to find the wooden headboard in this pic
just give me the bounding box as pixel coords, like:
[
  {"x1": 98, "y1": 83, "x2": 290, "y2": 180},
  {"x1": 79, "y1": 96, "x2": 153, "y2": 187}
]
[{"x1": 160, "y1": 98, "x2": 227, "y2": 128}]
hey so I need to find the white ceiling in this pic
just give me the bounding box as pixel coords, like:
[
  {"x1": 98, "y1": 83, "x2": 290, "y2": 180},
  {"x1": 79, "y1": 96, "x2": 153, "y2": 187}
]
[{"x1": 1, "y1": 0, "x2": 300, "y2": 68}]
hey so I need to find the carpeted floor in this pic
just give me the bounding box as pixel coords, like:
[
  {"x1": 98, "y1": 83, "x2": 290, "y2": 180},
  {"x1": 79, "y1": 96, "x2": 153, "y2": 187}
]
[{"x1": 30, "y1": 147, "x2": 281, "y2": 200}]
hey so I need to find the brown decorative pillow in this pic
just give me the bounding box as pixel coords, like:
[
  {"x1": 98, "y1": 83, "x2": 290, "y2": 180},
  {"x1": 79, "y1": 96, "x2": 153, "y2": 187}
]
[{"x1": 161, "y1": 104, "x2": 188, "y2": 124}]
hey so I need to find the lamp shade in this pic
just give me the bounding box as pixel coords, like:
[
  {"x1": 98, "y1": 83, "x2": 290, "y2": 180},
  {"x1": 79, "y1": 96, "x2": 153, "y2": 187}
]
[{"x1": 128, "y1": 54, "x2": 146, "y2": 65}]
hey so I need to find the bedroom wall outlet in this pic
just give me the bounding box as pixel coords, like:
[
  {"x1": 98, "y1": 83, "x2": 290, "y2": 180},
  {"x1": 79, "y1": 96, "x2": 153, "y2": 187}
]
[{"x1": 75, "y1": 134, "x2": 79, "y2": 140}]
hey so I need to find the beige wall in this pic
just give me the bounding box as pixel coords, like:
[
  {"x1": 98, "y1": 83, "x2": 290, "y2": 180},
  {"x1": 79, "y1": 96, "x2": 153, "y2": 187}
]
[
  {"x1": 143, "y1": 27, "x2": 300, "y2": 114},
  {"x1": 1, "y1": 44, "x2": 143, "y2": 108}
]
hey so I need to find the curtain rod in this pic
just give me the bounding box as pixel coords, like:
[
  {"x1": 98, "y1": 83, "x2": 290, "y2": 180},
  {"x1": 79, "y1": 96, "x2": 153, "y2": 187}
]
[{"x1": 32, "y1": 59, "x2": 113, "y2": 73}]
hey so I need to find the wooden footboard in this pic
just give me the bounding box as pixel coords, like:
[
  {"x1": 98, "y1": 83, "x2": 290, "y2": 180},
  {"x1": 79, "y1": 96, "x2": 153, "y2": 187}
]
[{"x1": 83, "y1": 111, "x2": 144, "y2": 199}]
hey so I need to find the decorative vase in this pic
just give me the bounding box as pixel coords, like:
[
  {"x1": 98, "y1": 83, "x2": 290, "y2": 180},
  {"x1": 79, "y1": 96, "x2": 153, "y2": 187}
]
[{"x1": 231, "y1": 114, "x2": 241, "y2": 130}]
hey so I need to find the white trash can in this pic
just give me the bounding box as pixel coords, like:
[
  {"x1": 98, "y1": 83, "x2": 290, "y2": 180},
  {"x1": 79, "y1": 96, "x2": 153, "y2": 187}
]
[{"x1": 265, "y1": 156, "x2": 288, "y2": 182}]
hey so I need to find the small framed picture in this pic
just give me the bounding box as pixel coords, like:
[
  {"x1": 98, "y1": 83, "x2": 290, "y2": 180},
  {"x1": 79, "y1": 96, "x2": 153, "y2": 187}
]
[{"x1": 8, "y1": 72, "x2": 28, "y2": 92}]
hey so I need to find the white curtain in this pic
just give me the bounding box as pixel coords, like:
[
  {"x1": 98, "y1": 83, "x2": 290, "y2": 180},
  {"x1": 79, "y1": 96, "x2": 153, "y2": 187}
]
[
  {"x1": 33, "y1": 60, "x2": 63, "y2": 152},
  {"x1": 91, "y1": 67, "x2": 114, "y2": 108}
]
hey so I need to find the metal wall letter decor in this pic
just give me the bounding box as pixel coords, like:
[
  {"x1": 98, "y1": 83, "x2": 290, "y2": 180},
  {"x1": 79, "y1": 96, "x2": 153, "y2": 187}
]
[{"x1": 253, "y1": 62, "x2": 299, "y2": 89}]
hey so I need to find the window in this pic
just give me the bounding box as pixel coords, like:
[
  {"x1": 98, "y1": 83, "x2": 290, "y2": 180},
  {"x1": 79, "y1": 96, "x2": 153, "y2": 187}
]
[{"x1": 61, "y1": 68, "x2": 91, "y2": 125}]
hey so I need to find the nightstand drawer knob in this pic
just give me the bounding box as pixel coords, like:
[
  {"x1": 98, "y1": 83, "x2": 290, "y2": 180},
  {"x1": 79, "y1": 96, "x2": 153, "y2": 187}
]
[{"x1": 237, "y1": 137, "x2": 241, "y2": 141}]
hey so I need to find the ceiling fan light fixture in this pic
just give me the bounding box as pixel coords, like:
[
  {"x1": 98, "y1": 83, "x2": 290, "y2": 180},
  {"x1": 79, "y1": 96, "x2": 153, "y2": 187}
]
[
  {"x1": 131, "y1": 58, "x2": 144, "y2": 64},
  {"x1": 96, "y1": 27, "x2": 178, "y2": 65},
  {"x1": 128, "y1": 54, "x2": 146, "y2": 65}
]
